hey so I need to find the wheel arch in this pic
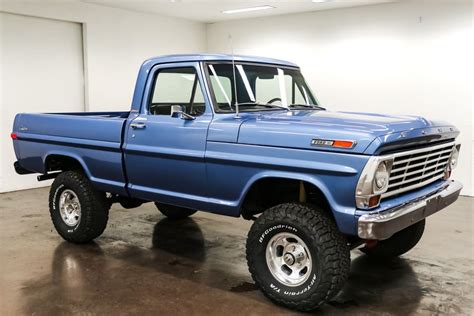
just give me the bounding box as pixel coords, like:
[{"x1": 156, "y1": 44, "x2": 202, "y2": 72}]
[
  {"x1": 239, "y1": 172, "x2": 337, "y2": 222},
  {"x1": 43, "y1": 152, "x2": 91, "y2": 178}
]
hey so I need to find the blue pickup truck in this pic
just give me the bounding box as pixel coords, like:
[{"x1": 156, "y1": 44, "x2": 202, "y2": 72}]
[{"x1": 12, "y1": 54, "x2": 462, "y2": 311}]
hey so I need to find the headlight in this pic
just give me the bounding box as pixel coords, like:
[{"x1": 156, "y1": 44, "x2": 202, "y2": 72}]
[
  {"x1": 356, "y1": 156, "x2": 394, "y2": 209},
  {"x1": 449, "y1": 146, "x2": 459, "y2": 169},
  {"x1": 374, "y1": 162, "x2": 389, "y2": 191}
]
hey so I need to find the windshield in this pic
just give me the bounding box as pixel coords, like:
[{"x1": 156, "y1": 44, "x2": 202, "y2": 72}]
[{"x1": 205, "y1": 62, "x2": 318, "y2": 113}]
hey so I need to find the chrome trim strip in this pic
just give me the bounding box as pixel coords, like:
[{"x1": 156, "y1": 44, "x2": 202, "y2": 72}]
[{"x1": 358, "y1": 180, "x2": 463, "y2": 240}]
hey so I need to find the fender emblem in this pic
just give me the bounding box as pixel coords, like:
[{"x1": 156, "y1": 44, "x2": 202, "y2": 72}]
[{"x1": 311, "y1": 139, "x2": 355, "y2": 149}]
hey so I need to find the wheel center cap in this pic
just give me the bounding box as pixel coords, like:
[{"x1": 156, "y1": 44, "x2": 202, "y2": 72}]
[{"x1": 283, "y1": 253, "x2": 295, "y2": 266}]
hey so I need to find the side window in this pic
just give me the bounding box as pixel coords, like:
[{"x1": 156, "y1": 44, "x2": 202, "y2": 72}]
[{"x1": 150, "y1": 67, "x2": 205, "y2": 116}]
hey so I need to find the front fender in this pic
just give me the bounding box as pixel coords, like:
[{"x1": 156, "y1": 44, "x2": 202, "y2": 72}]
[{"x1": 205, "y1": 142, "x2": 369, "y2": 235}]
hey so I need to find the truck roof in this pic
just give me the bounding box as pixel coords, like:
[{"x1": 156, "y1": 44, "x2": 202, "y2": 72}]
[{"x1": 144, "y1": 54, "x2": 299, "y2": 68}]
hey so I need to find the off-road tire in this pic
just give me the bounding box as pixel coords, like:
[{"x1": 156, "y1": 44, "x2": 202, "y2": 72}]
[
  {"x1": 155, "y1": 203, "x2": 197, "y2": 220},
  {"x1": 361, "y1": 219, "x2": 425, "y2": 259},
  {"x1": 49, "y1": 171, "x2": 109, "y2": 243},
  {"x1": 246, "y1": 203, "x2": 350, "y2": 311}
]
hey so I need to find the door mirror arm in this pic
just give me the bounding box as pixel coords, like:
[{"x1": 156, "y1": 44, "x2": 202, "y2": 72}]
[{"x1": 171, "y1": 105, "x2": 196, "y2": 120}]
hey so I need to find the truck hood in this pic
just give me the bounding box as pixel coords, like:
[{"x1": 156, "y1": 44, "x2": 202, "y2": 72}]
[{"x1": 238, "y1": 110, "x2": 458, "y2": 154}]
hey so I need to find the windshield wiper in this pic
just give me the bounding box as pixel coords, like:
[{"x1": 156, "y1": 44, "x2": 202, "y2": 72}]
[
  {"x1": 288, "y1": 104, "x2": 326, "y2": 110},
  {"x1": 235, "y1": 102, "x2": 290, "y2": 111}
]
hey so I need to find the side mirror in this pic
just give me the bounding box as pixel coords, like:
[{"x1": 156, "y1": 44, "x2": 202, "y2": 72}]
[{"x1": 170, "y1": 105, "x2": 195, "y2": 120}]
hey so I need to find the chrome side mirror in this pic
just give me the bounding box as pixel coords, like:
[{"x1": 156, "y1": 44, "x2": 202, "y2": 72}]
[{"x1": 170, "y1": 105, "x2": 195, "y2": 120}]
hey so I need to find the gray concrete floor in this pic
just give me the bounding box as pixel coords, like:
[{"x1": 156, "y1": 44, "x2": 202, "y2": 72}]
[{"x1": 0, "y1": 187, "x2": 473, "y2": 315}]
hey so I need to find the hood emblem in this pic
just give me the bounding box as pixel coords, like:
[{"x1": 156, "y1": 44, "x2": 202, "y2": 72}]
[{"x1": 421, "y1": 130, "x2": 426, "y2": 135}]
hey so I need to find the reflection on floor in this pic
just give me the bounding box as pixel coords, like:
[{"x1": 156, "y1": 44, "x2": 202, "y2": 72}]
[{"x1": 0, "y1": 187, "x2": 473, "y2": 315}]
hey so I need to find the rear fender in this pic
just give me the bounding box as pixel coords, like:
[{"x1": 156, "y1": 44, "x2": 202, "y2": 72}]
[{"x1": 43, "y1": 151, "x2": 91, "y2": 178}]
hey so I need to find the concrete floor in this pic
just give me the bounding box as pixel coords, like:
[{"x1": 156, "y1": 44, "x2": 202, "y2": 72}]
[{"x1": 0, "y1": 187, "x2": 473, "y2": 315}]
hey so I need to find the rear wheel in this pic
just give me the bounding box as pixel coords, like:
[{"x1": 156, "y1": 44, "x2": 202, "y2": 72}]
[
  {"x1": 361, "y1": 219, "x2": 425, "y2": 259},
  {"x1": 49, "y1": 171, "x2": 109, "y2": 244},
  {"x1": 154, "y1": 203, "x2": 197, "y2": 220},
  {"x1": 246, "y1": 203, "x2": 350, "y2": 311}
]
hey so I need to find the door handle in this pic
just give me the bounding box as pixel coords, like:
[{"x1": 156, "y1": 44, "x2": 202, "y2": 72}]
[{"x1": 130, "y1": 122, "x2": 146, "y2": 129}]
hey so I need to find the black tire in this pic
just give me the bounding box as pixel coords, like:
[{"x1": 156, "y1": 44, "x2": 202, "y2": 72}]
[
  {"x1": 154, "y1": 203, "x2": 197, "y2": 220},
  {"x1": 49, "y1": 171, "x2": 109, "y2": 244},
  {"x1": 246, "y1": 203, "x2": 350, "y2": 311},
  {"x1": 361, "y1": 219, "x2": 425, "y2": 259}
]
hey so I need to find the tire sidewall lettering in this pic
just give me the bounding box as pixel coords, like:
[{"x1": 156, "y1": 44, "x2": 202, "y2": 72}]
[
  {"x1": 269, "y1": 274, "x2": 318, "y2": 296},
  {"x1": 52, "y1": 184, "x2": 64, "y2": 210},
  {"x1": 259, "y1": 224, "x2": 298, "y2": 243}
]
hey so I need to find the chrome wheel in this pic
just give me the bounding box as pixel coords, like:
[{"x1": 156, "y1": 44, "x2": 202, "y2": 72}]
[
  {"x1": 59, "y1": 189, "x2": 81, "y2": 226},
  {"x1": 265, "y1": 232, "x2": 312, "y2": 287}
]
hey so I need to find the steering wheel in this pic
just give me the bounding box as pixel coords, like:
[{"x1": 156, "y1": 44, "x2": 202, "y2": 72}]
[{"x1": 267, "y1": 97, "x2": 282, "y2": 104}]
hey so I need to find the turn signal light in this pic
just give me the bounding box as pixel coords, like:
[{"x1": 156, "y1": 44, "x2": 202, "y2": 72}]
[
  {"x1": 444, "y1": 168, "x2": 451, "y2": 180},
  {"x1": 10, "y1": 133, "x2": 17, "y2": 140},
  {"x1": 368, "y1": 195, "x2": 381, "y2": 208},
  {"x1": 332, "y1": 140, "x2": 355, "y2": 148}
]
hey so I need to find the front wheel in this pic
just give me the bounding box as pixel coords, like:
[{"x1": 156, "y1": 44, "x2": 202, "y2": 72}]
[{"x1": 246, "y1": 203, "x2": 350, "y2": 311}]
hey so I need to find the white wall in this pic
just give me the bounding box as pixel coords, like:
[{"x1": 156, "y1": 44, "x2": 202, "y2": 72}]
[
  {"x1": 1, "y1": 12, "x2": 85, "y2": 192},
  {"x1": 206, "y1": 0, "x2": 473, "y2": 196},
  {"x1": 1, "y1": 0, "x2": 206, "y2": 111},
  {"x1": 0, "y1": 0, "x2": 206, "y2": 192}
]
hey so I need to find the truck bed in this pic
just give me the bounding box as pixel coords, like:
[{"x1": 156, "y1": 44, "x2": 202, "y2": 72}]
[{"x1": 12, "y1": 111, "x2": 130, "y2": 195}]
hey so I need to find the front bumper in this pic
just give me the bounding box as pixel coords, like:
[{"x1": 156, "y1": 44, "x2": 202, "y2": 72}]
[{"x1": 358, "y1": 180, "x2": 463, "y2": 240}]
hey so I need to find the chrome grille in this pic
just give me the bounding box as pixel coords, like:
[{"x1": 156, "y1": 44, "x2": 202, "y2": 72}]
[{"x1": 383, "y1": 141, "x2": 455, "y2": 198}]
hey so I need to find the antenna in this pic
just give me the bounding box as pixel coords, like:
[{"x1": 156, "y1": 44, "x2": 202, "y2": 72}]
[{"x1": 229, "y1": 34, "x2": 239, "y2": 118}]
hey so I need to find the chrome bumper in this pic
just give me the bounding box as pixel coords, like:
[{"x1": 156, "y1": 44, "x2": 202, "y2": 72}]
[{"x1": 358, "y1": 180, "x2": 463, "y2": 240}]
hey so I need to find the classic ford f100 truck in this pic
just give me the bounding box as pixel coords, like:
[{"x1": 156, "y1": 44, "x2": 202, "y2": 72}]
[{"x1": 12, "y1": 54, "x2": 462, "y2": 311}]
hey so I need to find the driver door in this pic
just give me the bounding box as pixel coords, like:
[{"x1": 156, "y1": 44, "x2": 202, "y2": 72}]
[{"x1": 124, "y1": 62, "x2": 212, "y2": 208}]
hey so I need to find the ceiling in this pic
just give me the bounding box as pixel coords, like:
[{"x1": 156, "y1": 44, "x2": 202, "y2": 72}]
[{"x1": 82, "y1": 0, "x2": 395, "y2": 23}]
